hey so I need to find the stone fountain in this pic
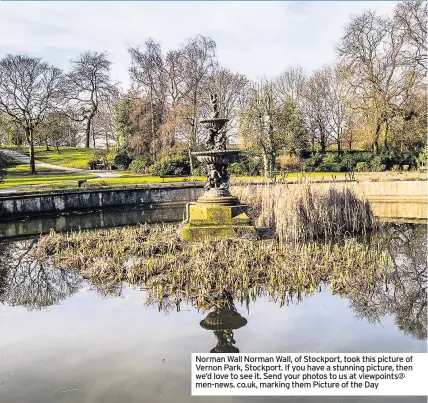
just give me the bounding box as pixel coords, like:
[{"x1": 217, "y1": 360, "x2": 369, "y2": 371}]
[{"x1": 182, "y1": 94, "x2": 255, "y2": 241}]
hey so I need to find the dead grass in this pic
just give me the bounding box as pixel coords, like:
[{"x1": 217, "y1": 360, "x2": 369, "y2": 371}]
[{"x1": 232, "y1": 183, "x2": 374, "y2": 242}]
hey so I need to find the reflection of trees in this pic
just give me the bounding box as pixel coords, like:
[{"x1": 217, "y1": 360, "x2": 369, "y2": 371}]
[
  {"x1": 349, "y1": 224, "x2": 427, "y2": 340},
  {"x1": 0, "y1": 240, "x2": 82, "y2": 310}
]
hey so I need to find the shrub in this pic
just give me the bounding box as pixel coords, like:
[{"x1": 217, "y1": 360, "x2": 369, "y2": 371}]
[
  {"x1": 416, "y1": 147, "x2": 427, "y2": 169},
  {"x1": 228, "y1": 157, "x2": 262, "y2": 176},
  {"x1": 370, "y1": 156, "x2": 386, "y2": 172},
  {"x1": 150, "y1": 155, "x2": 190, "y2": 176},
  {"x1": 355, "y1": 162, "x2": 371, "y2": 172},
  {"x1": 277, "y1": 154, "x2": 302, "y2": 171},
  {"x1": 302, "y1": 153, "x2": 323, "y2": 171},
  {"x1": 322, "y1": 153, "x2": 339, "y2": 164},
  {"x1": 129, "y1": 157, "x2": 151, "y2": 174},
  {"x1": 316, "y1": 162, "x2": 342, "y2": 172},
  {"x1": 114, "y1": 153, "x2": 132, "y2": 170},
  {"x1": 192, "y1": 166, "x2": 207, "y2": 177}
]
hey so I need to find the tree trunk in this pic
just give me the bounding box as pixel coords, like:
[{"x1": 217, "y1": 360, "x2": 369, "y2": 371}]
[
  {"x1": 85, "y1": 116, "x2": 92, "y2": 148},
  {"x1": 320, "y1": 136, "x2": 326, "y2": 154},
  {"x1": 262, "y1": 152, "x2": 269, "y2": 180},
  {"x1": 384, "y1": 121, "x2": 389, "y2": 148},
  {"x1": 92, "y1": 127, "x2": 96, "y2": 149},
  {"x1": 188, "y1": 147, "x2": 194, "y2": 176},
  {"x1": 337, "y1": 127, "x2": 341, "y2": 153},
  {"x1": 373, "y1": 123, "x2": 381, "y2": 155},
  {"x1": 26, "y1": 127, "x2": 37, "y2": 175}
]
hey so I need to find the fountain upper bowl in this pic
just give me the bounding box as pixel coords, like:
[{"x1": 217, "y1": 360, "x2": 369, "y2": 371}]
[{"x1": 192, "y1": 150, "x2": 244, "y2": 164}]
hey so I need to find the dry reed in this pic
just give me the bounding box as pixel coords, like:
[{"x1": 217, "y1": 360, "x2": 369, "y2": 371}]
[{"x1": 232, "y1": 183, "x2": 374, "y2": 242}]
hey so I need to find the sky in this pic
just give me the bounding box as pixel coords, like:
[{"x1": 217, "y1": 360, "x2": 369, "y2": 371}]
[{"x1": 0, "y1": 1, "x2": 399, "y2": 89}]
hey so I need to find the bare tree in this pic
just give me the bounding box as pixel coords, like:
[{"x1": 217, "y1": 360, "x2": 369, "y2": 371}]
[
  {"x1": 66, "y1": 51, "x2": 116, "y2": 148},
  {"x1": 129, "y1": 40, "x2": 168, "y2": 159},
  {"x1": 0, "y1": 54, "x2": 64, "y2": 173},
  {"x1": 181, "y1": 35, "x2": 217, "y2": 173},
  {"x1": 275, "y1": 66, "x2": 306, "y2": 106},
  {"x1": 239, "y1": 80, "x2": 305, "y2": 178},
  {"x1": 338, "y1": 10, "x2": 424, "y2": 154},
  {"x1": 301, "y1": 69, "x2": 331, "y2": 153},
  {"x1": 394, "y1": 0, "x2": 428, "y2": 73}
]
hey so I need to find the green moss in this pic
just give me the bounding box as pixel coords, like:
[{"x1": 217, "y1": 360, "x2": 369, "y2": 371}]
[{"x1": 182, "y1": 224, "x2": 256, "y2": 241}]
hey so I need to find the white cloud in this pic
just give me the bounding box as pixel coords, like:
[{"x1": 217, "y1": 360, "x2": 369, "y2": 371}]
[{"x1": 0, "y1": 1, "x2": 399, "y2": 88}]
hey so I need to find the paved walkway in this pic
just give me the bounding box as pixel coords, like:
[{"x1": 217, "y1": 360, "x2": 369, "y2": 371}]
[{"x1": 0, "y1": 149, "x2": 122, "y2": 194}]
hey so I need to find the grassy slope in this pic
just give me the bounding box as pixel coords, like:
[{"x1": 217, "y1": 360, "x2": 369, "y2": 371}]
[
  {"x1": 28, "y1": 147, "x2": 95, "y2": 169},
  {"x1": 0, "y1": 145, "x2": 95, "y2": 169}
]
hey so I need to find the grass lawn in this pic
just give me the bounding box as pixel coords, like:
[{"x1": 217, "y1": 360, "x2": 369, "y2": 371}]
[
  {"x1": 1, "y1": 145, "x2": 96, "y2": 169},
  {"x1": 27, "y1": 147, "x2": 95, "y2": 169},
  {"x1": 98, "y1": 176, "x2": 205, "y2": 186},
  {"x1": 6, "y1": 164, "x2": 59, "y2": 173},
  {"x1": 0, "y1": 173, "x2": 98, "y2": 189}
]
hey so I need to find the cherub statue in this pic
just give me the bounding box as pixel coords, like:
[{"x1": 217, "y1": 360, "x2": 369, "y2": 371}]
[
  {"x1": 205, "y1": 163, "x2": 222, "y2": 190},
  {"x1": 206, "y1": 128, "x2": 216, "y2": 150},
  {"x1": 216, "y1": 128, "x2": 227, "y2": 150}
]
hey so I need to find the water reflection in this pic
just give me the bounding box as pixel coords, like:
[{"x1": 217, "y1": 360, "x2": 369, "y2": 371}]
[
  {"x1": 0, "y1": 240, "x2": 81, "y2": 310},
  {"x1": 0, "y1": 205, "x2": 184, "y2": 240},
  {"x1": 141, "y1": 224, "x2": 426, "y2": 342},
  {"x1": 0, "y1": 225, "x2": 425, "y2": 403},
  {"x1": 349, "y1": 224, "x2": 427, "y2": 340},
  {"x1": 0, "y1": 223, "x2": 426, "y2": 338},
  {"x1": 200, "y1": 293, "x2": 248, "y2": 353}
]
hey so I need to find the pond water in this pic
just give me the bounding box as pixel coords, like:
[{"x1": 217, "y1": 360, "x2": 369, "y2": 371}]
[{"x1": 0, "y1": 217, "x2": 426, "y2": 402}]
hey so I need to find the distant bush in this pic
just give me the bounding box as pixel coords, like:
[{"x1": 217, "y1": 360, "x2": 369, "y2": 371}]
[
  {"x1": 129, "y1": 157, "x2": 151, "y2": 174},
  {"x1": 417, "y1": 147, "x2": 427, "y2": 169},
  {"x1": 192, "y1": 166, "x2": 207, "y2": 177},
  {"x1": 277, "y1": 154, "x2": 302, "y2": 171},
  {"x1": 355, "y1": 162, "x2": 371, "y2": 172},
  {"x1": 114, "y1": 153, "x2": 132, "y2": 170},
  {"x1": 149, "y1": 155, "x2": 190, "y2": 176},
  {"x1": 316, "y1": 162, "x2": 342, "y2": 172},
  {"x1": 302, "y1": 153, "x2": 323, "y2": 171},
  {"x1": 228, "y1": 157, "x2": 262, "y2": 176},
  {"x1": 370, "y1": 156, "x2": 386, "y2": 172}
]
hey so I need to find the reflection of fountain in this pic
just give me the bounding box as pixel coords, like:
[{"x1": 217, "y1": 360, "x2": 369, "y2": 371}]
[
  {"x1": 183, "y1": 94, "x2": 255, "y2": 240},
  {"x1": 200, "y1": 299, "x2": 247, "y2": 353}
]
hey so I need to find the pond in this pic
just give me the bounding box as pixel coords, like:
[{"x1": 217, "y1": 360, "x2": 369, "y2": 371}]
[{"x1": 0, "y1": 212, "x2": 426, "y2": 403}]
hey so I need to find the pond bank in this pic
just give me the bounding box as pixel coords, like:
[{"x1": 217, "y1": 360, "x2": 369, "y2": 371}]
[{"x1": 0, "y1": 183, "x2": 204, "y2": 219}]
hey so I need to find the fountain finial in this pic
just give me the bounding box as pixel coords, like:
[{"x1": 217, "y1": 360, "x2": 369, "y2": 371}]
[{"x1": 210, "y1": 93, "x2": 220, "y2": 119}]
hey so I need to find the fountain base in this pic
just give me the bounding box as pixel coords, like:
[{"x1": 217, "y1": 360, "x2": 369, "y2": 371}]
[{"x1": 182, "y1": 195, "x2": 255, "y2": 241}]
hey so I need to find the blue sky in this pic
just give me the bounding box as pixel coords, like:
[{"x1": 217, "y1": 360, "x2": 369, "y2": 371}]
[{"x1": 0, "y1": 1, "x2": 399, "y2": 89}]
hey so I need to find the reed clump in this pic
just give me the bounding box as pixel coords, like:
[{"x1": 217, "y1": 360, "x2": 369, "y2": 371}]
[
  {"x1": 232, "y1": 183, "x2": 374, "y2": 242},
  {"x1": 35, "y1": 224, "x2": 390, "y2": 308}
]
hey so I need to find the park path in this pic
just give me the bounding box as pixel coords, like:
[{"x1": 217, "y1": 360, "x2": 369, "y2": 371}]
[{"x1": 0, "y1": 148, "x2": 122, "y2": 194}]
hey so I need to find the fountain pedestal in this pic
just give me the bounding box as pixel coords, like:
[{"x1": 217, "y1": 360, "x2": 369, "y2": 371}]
[{"x1": 182, "y1": 150, "x2": 255, "y2": 241}]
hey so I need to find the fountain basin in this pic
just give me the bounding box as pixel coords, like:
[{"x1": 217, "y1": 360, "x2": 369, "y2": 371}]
[
  {"x1": 192, "y1": 150, "x2": 243, "y2": 165},
  {"x1": 200, "y1": 118, "x2": 229, "y2": 132}
]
